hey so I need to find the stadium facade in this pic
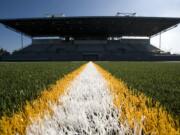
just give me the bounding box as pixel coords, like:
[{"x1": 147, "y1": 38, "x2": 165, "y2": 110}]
[{"x1": 0, "y1": 16, "x2": 180, "y2": 61}]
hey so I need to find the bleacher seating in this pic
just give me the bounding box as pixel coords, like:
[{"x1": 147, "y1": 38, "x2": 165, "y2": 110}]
[{"x1": 3, "y1": 38, "x2": 178, "y2": 61}]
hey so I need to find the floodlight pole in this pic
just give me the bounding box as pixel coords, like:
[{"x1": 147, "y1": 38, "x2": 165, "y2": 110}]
[{"x1": 21, "y1": 33, "x2": 24, "y2": 49}]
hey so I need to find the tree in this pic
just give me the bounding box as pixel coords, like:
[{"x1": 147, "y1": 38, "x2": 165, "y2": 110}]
[{"x1": 0, "y1": 48, "x2": 10, "y2": 60}]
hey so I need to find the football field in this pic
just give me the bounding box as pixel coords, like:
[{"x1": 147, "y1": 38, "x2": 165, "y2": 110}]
[{"x1": 0, "y1": 62, "x2": 179, "y2": 135}]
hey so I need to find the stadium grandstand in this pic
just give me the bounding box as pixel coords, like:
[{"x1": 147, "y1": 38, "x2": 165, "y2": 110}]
[{"x1": 0, "y1": 16, "x2": 180, "y2": 61}]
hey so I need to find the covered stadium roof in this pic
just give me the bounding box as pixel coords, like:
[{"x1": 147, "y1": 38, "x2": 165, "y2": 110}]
[{"x1": 0, "y1": 16, "x2": 180, "y2": 38}]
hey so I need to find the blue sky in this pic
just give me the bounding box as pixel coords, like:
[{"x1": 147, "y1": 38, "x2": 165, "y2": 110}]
[{"x1": 0, "y1": 0, "x2": 180, "y2": 53}]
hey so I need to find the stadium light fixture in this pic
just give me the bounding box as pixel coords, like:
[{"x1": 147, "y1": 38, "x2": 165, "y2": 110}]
[{"x1": 116, "y1": 12, "x2": 136, "y2": 17}]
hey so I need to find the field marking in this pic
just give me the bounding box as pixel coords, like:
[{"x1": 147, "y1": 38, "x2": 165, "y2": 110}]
[
  {"x1": 26, "y1": 62, "x2": 130, "y2": 135},
  {"x1": 0, "y1": 64, "x2": 85, "y2": 135},
  {"x1": 1, "y1": 62, "x2": 179, "y2": 135},
  {"x1": 95, "y1": 63, "x2": 179, "y2": 135}
]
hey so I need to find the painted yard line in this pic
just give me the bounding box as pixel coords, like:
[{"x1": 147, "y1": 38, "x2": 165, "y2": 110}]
[
  {"x1": 95, "y1": 63, "x2": 180, "y2": 135},
  {"x1": 0, "y1": 64, "x2": 85, "y2": 135},
  {"x1": 26, "y1": 62, "x2": 130, "y2": 135}
]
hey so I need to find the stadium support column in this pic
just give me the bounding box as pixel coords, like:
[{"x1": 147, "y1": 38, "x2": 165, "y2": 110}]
[
  {"x1": 159, "y1": 32, "x2": 161, "y2": 49},
  {"x1": 21, "y1": 33, "x2": 24, "y2": 49}
]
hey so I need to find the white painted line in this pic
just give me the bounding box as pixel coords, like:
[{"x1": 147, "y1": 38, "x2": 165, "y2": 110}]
[{"x1": 26, "y1": 62, "x2": 130, "y2": 135}]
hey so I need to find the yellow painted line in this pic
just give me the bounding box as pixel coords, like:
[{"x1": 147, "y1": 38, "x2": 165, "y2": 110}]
[
  {"x1": 0, "y1": 64, "x2": 86, "y2": 135},
  {"x1": 95, "y1": 63, "x2": 180, "y2": 135},
  {"x1": 26, "y1": 62, "x2": 125, "y2": 134}
]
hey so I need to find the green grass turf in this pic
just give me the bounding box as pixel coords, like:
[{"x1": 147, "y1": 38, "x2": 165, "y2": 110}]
[
  {"x1": 97, "y1": 62, "x2": 180, "y2": 118},
  {"x1": 0, "y1": 62, "x2": 84, "y2": 118}
]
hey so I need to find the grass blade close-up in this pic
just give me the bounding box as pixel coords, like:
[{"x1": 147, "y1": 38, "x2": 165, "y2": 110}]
[
  {"x1": 97, "y1": 62, "x2": 180, "y2": 119},
  {"x1": 0, "y1": 62, "x2": 84, "y2": 117},
  {"x1": 0, "y1": 61, "x2": 180, "y2": 135}
]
